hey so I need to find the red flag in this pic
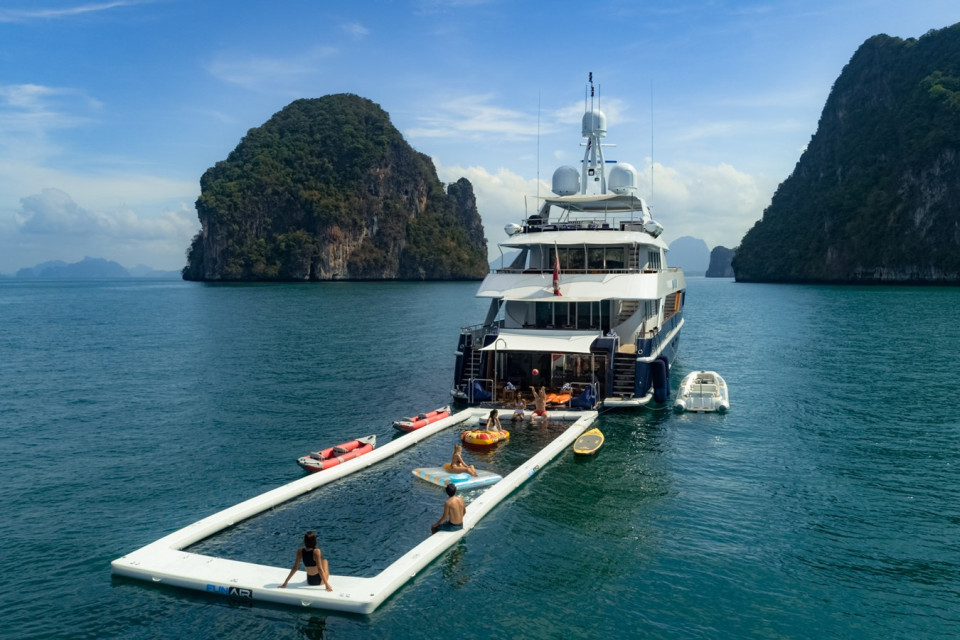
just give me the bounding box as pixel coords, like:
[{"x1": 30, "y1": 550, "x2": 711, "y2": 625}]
[{"x1": 553, "y1": 247, "x2": 562, "y2": 296}]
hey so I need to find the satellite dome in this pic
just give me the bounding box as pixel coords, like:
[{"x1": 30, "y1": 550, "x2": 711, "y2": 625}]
[
  {"x1": 608, "y1": 163, "x2": 639, "y2": 195},
  {"x1": 581, "y1": 109, "x2": 607, "y2": 138},
  {"x1": 552, "y1": 165, "x2": 580, "y2": 196}
]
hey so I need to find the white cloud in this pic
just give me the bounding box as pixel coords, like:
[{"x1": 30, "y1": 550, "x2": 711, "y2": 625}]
[
  {"x1": 0, "y1": 83, "x2": 101, "y2": 138},
  {"x1": 643, "y1": 161, "x2": 777, "y2": 249},
  {"x1": 340, "y1": 22, "x2": 369, "y2": 38},
  {"x1": 435, "y1": 157, "x2": 776, "y2": 257},
  {"x1": 6, "y1": 188, "x2": 199, "y2": 271},
  {"x1": 407, "y1": 95, "x2": 543, "y2": 140},
  {"x1": 0, "y1": 0, "x2": 151, "y2": 22},
  {"x1": 16, "y1": 188, "x2": 195, "y2": 239},
  {"x1": 206, "y1": 46, "x2": 339, "y2": 93}
]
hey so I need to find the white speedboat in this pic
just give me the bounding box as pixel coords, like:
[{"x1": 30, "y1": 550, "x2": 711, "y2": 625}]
[
  {"x1": 674, "y1": 371, "x2": 729, "y2": 413},
  {"x1": 451, "y1": 74, "x2": 686, "y2": 409}
]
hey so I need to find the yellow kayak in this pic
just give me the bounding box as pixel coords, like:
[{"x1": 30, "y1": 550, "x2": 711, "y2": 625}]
[{"x1": 573, "y1": 428, "x2": 604, "y2": 455}]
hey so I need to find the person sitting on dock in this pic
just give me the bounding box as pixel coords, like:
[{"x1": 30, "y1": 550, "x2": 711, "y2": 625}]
[
  {"x1": 431, "y1": 483, "x2": 466, "y2": 534},
  {"x1": 280, "y1": 530, "x2": 332, "y2": 591},
  {"x1": 485, "y1": 409, "x2": 502, "y2": 431},
  {"x1": 512, "y1": 393, "x2": 525, "y2": 421},
  {"x1": 449, "y1": 443, "x2": 478, "y2": 477},
  {"x1": 530, "y1": 385, "x2": 549, "y2": 420}
]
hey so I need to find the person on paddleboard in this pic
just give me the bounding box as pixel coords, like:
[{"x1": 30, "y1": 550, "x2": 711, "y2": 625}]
[
  {"x1": 280, "y1": 530, "x2": 332, "y2": 591},
  {"x1": 431, "y1": 483, "x2": 465, "y2": 534}
]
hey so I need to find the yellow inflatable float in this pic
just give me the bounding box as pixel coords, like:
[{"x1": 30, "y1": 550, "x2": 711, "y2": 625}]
[{"x1": 461, "y1": 429, "x2": 509, "y2": 447}]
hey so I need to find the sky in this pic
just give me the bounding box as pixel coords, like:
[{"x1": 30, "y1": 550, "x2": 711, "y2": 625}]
[{"x1": 1, "y1": 0, "x2": 958, "y2": 274}]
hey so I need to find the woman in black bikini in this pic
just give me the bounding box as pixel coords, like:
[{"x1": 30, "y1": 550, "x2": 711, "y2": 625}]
[{"x1": 279, "y1": 530, "x2": 332, "y2": 591}]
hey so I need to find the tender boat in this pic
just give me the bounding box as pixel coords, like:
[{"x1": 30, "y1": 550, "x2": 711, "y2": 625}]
[
  {"x1": 451, "y1": 74, "x2": 686, "y2": 409},
  {"x1": 296, "y1": 435, "x2": 376, "y2": 472},
  {"x1": 392, "y1": 406, "x2": 451, "y2": 432},
  {"x1": 674, "y1": 371, "x2": 730, "y2": 413}
]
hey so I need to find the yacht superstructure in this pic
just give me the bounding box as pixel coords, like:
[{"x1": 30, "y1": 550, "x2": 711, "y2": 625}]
[{"x1": 452, "y1": 75, "x2": 686, "y2": 409}]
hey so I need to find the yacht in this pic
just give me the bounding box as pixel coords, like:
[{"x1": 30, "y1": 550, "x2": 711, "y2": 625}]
[{"x1": 452, "y1": 76, "x2": 686, "y2": 409}]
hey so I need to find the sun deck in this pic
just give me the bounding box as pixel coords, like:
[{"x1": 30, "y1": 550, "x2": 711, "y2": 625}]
[{"x1": 111, "y1": 407, "x2": 598, "y2": 614}]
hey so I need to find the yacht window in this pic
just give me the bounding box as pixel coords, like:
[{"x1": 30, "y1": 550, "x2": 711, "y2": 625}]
[
  {"x1": 588, "y1": 248, "x2": 604, "y2": 270},
  {"x1": 536, "y1": 302, "x2": 553, "y2": 328},
  {"x1": 647, "y1": 250, "x2": 661, "y2": 270},
  {"x1": 551, "y1": 246, "x2": 567, "y2": 270},
  {"x1": 606, "y1": 247, "x2": 624, "y2": 270},
  {"x1": 577, "y1": 301, "x2": 601, "y2": 329},
  {"x1": 556, "y1": 302, "x2": 572, "y2": 327},
  {"x1": 568, "y1": 246, "x2": 585, "y2": 272}
]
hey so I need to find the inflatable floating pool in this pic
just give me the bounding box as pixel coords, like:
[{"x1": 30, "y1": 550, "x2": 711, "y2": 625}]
[{"x1": 412, "y1": 466, "x2": 502, "y2": 490}]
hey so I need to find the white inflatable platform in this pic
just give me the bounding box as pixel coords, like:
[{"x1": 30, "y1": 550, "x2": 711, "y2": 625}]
[{"x1": 112, "y1": 408, "x2": 597, "y2": 614}]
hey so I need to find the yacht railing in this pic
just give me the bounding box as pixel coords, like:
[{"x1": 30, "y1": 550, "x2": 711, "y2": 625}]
[
  {"x1": 522, "y1": 214, "x2": 648, "y2": 233},
  {"x1": 467, "y1": 378, "x2": 495, "y2": 404}
]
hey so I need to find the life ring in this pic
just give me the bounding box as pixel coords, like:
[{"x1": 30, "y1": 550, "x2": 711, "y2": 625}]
[{"x1": 461, "y1": 429, "x2": 509, "y2": 446}]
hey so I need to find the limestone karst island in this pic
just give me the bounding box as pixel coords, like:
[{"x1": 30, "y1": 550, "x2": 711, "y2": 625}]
[
  {"x1": 734, "y1": 23, "x2": 960, "y2": 284},
  {"x1": 182, "y1": 95, "x2": 488, "y2": 282}
]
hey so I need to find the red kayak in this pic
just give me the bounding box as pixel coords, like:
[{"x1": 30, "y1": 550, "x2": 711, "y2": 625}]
[
  {"x1": 392, "y1": 406, "x2": 451, "y2": 432},
  {"x1": 296, "y1": 435, "x2": 376, "y2": 473}
]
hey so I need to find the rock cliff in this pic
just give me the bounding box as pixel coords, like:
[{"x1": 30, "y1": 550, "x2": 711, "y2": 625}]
[
  {"x1": 183, "y1": 94, "x2": 488, "y2": 281},
  {"x1": 706, "y1": 246, "x2": 735, "y2": 278},
  {"x1": 733, "y1": 24, "x2": 960, "y2": 284}
]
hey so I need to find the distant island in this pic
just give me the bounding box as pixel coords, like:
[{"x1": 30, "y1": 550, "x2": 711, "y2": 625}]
[
  {"x1": 706, "y1": 247, "x2": 736, "y2": 278},
  {"x1": 665, "y1": 236, "x2": 733, "y2": 277},
  {"x1": 15, "y1": 257, "x2": 180, "y2": 279},
  {"x1": 733, "y1": 23, "x2": 960, "y2": 284},
  {"x1": 182, "y1": 94, "x2": 488, "y2": 282}
]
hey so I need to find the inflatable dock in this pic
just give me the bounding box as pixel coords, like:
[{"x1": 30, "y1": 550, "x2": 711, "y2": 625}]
[{"x1": 111, "y1": 407, "x2": 598, "y2": 614}]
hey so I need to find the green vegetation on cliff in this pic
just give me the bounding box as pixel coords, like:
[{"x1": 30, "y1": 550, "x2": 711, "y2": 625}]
[
  {"x1": 183, "y1": 94, "x2": 488, "y2": 281},
  {"x1": 733, "y1": 24, "x2": 960, "y2": 283}
]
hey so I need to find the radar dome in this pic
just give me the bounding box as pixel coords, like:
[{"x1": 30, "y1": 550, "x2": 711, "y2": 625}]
[
  {"x1": 552, "y1": 165, "x2": 580, "y2": 196},
  {"x1": 581, "y1": 109, "x2": 607, "y2": 138},
  {"x1": 608, "y1": 163, "x2": 639, "y2": 195}
]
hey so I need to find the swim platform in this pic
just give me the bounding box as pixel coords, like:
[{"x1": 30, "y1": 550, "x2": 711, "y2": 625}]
[{"x1": 111, "y1": 408, "x2": 597, "y2": 613}]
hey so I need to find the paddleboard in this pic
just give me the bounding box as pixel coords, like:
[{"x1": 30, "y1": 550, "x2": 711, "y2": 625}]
[
  {"x1": 573, "y1": 428, "x2": 604, "y2": 455},
  {"x1": 412, "y1": 467, "x2": 502, "y2": 490}
]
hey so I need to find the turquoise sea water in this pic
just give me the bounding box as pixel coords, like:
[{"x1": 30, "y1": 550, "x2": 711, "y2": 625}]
[{"x1": 1, "y1": 277, "x2": 960, "y2": 639}]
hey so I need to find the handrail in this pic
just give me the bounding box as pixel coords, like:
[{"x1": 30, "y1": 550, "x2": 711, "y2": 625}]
[
  {"x1": 467, "y1": 378, "x2": 495, "y2": 404},
  {"x1": 492, "y1": 267, "x2": 638, "y2": 275}
]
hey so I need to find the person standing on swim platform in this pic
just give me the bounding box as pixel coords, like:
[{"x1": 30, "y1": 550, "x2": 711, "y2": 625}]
[
  {"x1": 431, "y1": 483, "x2": 465, "y2": 534},
  {"x1": 280, "y1": 530, "x2": 332, "y2": 591}
]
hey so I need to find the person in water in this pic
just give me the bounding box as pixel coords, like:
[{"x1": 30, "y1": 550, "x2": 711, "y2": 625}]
[
  {"x1": 530, "y1": 385, "x2": 549, "y2": 419},
  {"x1": 279, "y1": 530, "x2": 332, "y2": 591},
  {"x1": 512, "y1": 393, "x2": 525, "y2": 421},
  {"x1": 431, "y1": 483, "x2": 466, "y2": 534},
  {"x1": 449, "y1": 443, "x2": 478, "y2": 476},
  {"x1": 485, "y1": 408, "x2": 502, "y2": 431}
]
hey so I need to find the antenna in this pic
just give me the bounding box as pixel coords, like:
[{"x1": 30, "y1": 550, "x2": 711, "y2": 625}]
[
  {"x1": 589, "y1": 71, "x2": 593, "y2": 111},
  {"x1": 536, "y1": 90, "x2": 541, "y2": 204},
  {"x1": 650, "y1": 80, "x2": 655, "y2": 204}
]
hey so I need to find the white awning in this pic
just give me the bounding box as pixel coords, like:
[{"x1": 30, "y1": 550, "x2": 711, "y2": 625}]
[{"x1": 479, "y1": 329, "x2": 601, "y2": 354}]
